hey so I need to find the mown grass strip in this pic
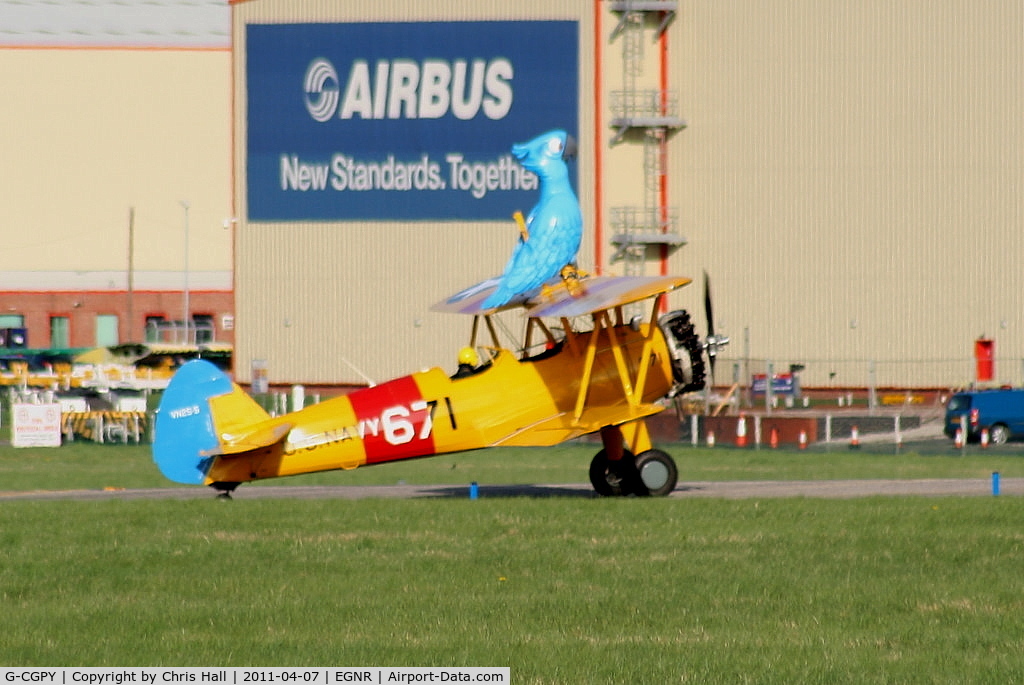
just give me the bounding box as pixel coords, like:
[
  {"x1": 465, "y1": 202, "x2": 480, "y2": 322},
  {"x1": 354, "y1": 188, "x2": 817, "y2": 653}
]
[{"x1": 1, "y1": 497, "x2": 1023, "y2": 683}]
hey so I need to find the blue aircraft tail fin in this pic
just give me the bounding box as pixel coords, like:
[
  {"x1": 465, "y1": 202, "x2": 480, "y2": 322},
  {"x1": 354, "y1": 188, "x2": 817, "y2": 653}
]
[{"x1": 153, "y1": 359, "x2": 270, "y2": 485}]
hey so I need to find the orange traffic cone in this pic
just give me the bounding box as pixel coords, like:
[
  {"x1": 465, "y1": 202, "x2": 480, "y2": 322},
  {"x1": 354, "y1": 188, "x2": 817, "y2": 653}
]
[
  {"x1": 769, "y1": 426, "x2": 780, "y2": 449},
  {"x1": 736, "y1": 415, "x2": 748, "y2": 447},
  {"x1": 954, "y1": 428, "x2": 964, "y2": 449},
  {"x1": 798, "y1": 430, "x2": 808, "y2": 450},
  {"x1": 849, "y1": 425, "x2": 860, "y2": 449},
  {"x1": 981, "y1": 428, "x2": 989, "y2": 449},
  {"x1": 706, "y1": 430, "x2": 716, "y2": 448}
]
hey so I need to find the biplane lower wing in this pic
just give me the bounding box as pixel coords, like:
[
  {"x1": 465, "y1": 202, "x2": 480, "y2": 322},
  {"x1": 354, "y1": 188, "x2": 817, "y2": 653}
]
[
  {"x1": 492, "y1": 402, "x2": 666, "y2": 447},
  {"x1": 432, "y1": 275, "x2": 692, "y2": 317}
]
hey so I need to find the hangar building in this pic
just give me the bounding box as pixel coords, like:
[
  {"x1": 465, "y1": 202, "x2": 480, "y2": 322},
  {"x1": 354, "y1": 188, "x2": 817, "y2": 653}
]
[
  {"x1": 231, "y1": 0, "x2": 1024, "y2": 390},
  {"x1": 1, "y1": 0, "x2": 233, "y2": 350}
]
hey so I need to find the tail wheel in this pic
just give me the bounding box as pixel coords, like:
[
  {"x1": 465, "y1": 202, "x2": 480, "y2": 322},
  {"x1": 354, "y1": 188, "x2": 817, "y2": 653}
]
[
  {"x1": 211, "y1": 482, "x2": 240, "y2": 500},
  {"x1": 589, "y1": 449, "x2": 638, "y2": 497},
  {"x1": 633, "y1": 449, "x2": 678, "y2": 497}
]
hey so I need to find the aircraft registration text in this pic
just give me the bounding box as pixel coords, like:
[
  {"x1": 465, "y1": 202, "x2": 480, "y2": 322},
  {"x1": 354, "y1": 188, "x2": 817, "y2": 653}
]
[{"x1": 168, "y1": 405, "x2": 201, "y2": 420}]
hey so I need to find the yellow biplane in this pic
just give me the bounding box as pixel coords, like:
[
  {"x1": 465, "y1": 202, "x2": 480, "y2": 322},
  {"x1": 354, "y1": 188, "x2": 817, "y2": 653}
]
[{"x1": 152, "y1": 274, "x2": 709, "y2": 497}]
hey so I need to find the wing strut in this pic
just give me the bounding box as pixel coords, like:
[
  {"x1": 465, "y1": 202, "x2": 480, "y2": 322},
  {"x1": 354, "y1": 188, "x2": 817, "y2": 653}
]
[
  {"x1": 468, "y1": 314, "x2": 505, "y2": 358},
  {"x1": 571, "y1": 293, "x2": 666, "y2": 425},
  {"x1": 573, "y1": 318, "x2": 603, "y2": 423},
  {"x1": 523, "y1": 318, "x2": 559, "y2": 358},
  {"x1": 559, "y1": 317, "x2": 582, "y2": 357},
  {"x1": 631, "y1": 293, "x2": 666, "y2": 402}
]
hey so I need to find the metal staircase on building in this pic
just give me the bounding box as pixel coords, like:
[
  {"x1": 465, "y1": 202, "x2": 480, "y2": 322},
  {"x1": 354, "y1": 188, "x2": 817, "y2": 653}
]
[
  {"x1": 609, "y1": 0, "x2": 677, "y2": 39},
  {"x1": 607, "y1": 0, "x2": 686, "y2": 279},
  {"x1": 610, "y1": 207, "x2": 687, "y2": 276}
]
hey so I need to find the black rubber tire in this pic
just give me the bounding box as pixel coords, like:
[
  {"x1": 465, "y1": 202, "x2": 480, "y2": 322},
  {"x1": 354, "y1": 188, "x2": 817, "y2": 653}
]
[
  {"x1": 632, "y1": 449, "x2": 678, "y2": 497},
  {"x1": 589, "y1": 449, "x2": 638, "y2": 496}
]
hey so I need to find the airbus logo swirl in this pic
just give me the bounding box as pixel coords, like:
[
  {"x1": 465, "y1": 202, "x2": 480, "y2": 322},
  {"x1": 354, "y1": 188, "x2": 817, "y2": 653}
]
[{"x1": 303, "y1": 58, "x2": 340, "y2": 123}]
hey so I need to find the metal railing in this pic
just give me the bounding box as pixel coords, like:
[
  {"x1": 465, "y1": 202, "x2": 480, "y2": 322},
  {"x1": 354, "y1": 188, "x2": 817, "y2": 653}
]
[
  {"x1": 609, "y1": 89, "x2": 681, "y2": 121},
  {"x1": 609, "y1": 206, "x2": 678, "y2": 234}
]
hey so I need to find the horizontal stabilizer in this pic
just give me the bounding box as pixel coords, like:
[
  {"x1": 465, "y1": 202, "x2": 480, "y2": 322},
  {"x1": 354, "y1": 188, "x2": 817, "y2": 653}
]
[
  {"x1": 205, "y1": 383, "x2": 284, "y2": 455},
  {"x1": 215, "y1": 422, "x2": 293, "y2": 456}
]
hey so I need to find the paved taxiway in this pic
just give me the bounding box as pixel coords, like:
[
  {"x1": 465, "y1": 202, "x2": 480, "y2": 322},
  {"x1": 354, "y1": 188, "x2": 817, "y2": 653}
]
[{"x1": 0, "y1": 478, "x2": 1018, "y2": 501}]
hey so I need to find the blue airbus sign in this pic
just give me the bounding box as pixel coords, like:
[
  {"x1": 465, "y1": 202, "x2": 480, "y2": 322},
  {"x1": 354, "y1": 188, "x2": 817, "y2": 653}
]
[{"x1": 246, "y1": 21, "x2": 579, "y2": 221}]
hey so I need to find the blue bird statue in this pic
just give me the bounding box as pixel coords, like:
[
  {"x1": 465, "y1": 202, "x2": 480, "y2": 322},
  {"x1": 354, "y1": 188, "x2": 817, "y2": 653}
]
[{"x1": 482, "y1": 129, "x2": 583, "y2": 309}]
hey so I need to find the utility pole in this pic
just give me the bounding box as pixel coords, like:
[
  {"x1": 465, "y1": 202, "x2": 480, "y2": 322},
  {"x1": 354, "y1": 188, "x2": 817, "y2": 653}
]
[
  {"x1": 127, "y1": 206, "x2": 135, "y2": 342},
  {"x1": 180, "y1": 200, "x2": 190, "y2": 344}
]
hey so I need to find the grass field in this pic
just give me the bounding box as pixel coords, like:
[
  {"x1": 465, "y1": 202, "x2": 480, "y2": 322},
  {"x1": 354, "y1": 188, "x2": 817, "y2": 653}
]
[{"x1": 2, "y1": 442, "x2": 1024, "y2": 681}]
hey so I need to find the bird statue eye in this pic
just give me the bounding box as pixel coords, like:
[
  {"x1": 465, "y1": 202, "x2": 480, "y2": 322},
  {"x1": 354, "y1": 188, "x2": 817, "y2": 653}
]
[{"x1": 547, "y1": 137, "x2": 563, "y2": 155}]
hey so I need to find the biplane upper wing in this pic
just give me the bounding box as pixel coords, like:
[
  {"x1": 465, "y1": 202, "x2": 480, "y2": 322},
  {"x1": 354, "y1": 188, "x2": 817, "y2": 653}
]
[
  {"x1": 429, "y1": 277, "x2": 539, "y2": 315},
  {"x1": 432, "y1": 275, "x2": 692, "y2": 317},
  {"x1": 525, "y1": 275, "x2": 691, "y2": 318}
]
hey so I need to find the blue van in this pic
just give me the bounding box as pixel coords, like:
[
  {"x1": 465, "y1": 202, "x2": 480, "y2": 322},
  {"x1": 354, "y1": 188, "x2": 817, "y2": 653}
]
[{"x1": 944, "y1": 389, "x2": 1024, "y2": 444}]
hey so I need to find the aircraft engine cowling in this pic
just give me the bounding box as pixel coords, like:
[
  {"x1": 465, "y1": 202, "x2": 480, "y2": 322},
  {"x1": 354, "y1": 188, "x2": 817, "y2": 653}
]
[{"x1": 658, "y1": 310, "x2": 706, "y2": 396}]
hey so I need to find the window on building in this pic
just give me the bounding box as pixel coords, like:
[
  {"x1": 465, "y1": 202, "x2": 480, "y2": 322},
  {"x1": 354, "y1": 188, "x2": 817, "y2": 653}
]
[
  {"x1": 193, "y1": 314, "x2": 215, "y2": 344},
  {"x1": 144, "y1": 316, "x2": 166, "y2": 343},
  {"x1": 96, "y1": 315, "x2": 119, "y2": 347},
  {"x1": 50, "y1": 316, "x2": 70, "y2": 348}
]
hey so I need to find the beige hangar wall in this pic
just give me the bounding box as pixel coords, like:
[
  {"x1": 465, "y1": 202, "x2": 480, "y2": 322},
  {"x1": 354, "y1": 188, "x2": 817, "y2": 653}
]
[
  {"x1": 668, "y1": 1, "x2": 1024, "y2": 388},
  {"x1": 0, "y1": 47, "x2": 233, "y2": 277}
]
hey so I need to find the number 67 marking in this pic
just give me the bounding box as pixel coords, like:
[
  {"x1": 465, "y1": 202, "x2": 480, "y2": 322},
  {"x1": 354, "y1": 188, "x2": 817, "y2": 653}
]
[{"x1": 381, "y1": 399, "x2": 443, "y2": 445}]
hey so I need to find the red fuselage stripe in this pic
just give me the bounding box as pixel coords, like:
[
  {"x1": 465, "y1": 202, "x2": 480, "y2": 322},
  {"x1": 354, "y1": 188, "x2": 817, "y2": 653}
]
[{"x1": 347, "y1": 375, "x2": 437, "y2": 465}]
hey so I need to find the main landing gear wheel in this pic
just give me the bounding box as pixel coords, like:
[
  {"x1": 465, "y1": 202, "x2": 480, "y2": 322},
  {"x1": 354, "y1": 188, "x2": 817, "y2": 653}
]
[
  {"x1": 633, "y1": 449, "x2": 678, "y2": 497},
  {"x1": 589, "y1": 449, "x2": 638, "y2": 497},
  {"x1": 589, "y1": 449, "x2": 679, "y2": 497}
]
